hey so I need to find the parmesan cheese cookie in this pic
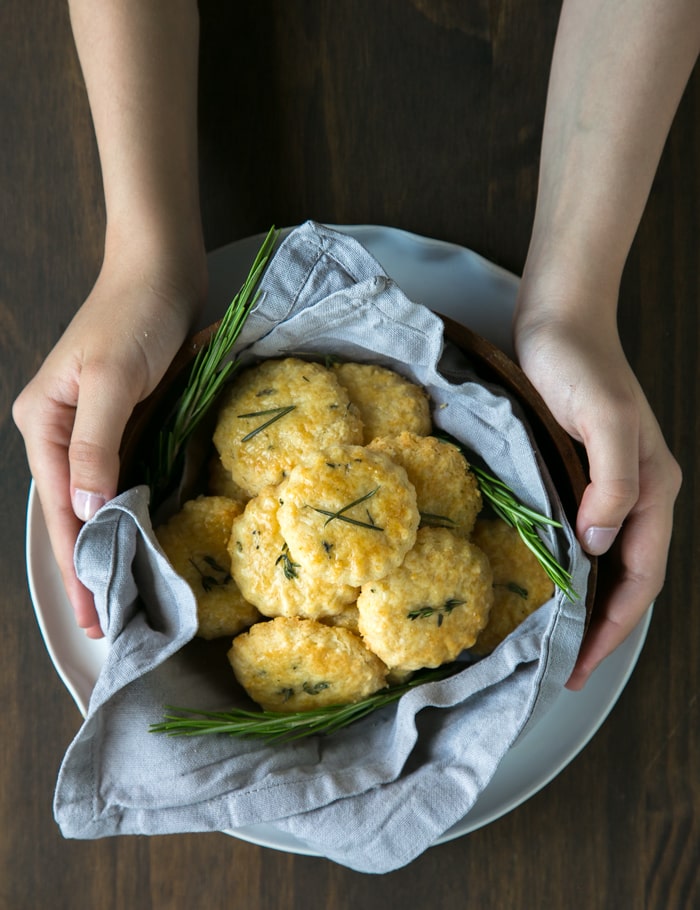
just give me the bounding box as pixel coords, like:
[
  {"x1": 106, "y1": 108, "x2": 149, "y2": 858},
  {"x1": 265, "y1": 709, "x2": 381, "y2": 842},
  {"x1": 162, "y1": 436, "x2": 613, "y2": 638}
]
[
  {"x1": 213, "y1": 358, "x2": 364, "y2": 497},
  {"x1": 155, "y1": 496, "x2": 260, "y2": 639},
  {"x1": 207, "y1": 454, "x2": 251, "y2": 502},
  {"x1": 470, "y1": 518, "x2": 555, "y2": 654},
  {"x1": 318, "y1": 604, "x2": 361, "y2": 634},
  {"x1": 277, "y1": 444, "x2": 420, "y2": 587},
  {"x1": 357, "y1": 527, "x2": 493, "y2": 671},
  {"x1": 228, "y1": 616, "x2": 388, "y2": 712},
  {"x1": 333, "y1": 361, "x2": 432, "y2": 443},
  {"x1": 228, "y1": 484, "x2": 358, "y2": 619},
  {"x1": 368, "y1": 432, "x2": 482, "y2": 537}
]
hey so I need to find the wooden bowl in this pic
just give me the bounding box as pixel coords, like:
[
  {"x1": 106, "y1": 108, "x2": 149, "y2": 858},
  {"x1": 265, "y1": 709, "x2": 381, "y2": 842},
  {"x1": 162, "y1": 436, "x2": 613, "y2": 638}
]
[{"x1": 119, "y1": 316, "x2": 596, "y2": 619}]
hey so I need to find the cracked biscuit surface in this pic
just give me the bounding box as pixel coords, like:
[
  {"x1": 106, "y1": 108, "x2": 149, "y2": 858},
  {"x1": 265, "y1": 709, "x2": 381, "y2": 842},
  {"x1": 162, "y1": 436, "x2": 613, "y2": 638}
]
[
  {"x1": 155, "y1": 495, "x2": 260, "y2": 639},
  {"x1": 228, "y1": 616, "x2": 388, "y2": 712},
  {"x1": 228, "y1": 484, "x2": 358, "y2": 620},
  {"x1": 277, "y1": 444, "x2": 420, "y2": 587},
  {"x1": 213, "y1": 358, "x2": 363, "y2": 497},
  {"x1": 357, "y1": 527, "x2": 494, "y2": 671}
]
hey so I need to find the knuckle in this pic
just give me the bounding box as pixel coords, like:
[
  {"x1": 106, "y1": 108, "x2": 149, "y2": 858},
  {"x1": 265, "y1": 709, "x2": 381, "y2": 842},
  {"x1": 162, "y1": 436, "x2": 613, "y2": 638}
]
[
  {"x1": 68, "y1": 437, "x2": 110, "y2": 474},
  {"x1": 601, "y1": 478, "x2": 639, "y2": 512},
  {"x1": 11, "y1": 389, "x2": 31, "y2": 431}
]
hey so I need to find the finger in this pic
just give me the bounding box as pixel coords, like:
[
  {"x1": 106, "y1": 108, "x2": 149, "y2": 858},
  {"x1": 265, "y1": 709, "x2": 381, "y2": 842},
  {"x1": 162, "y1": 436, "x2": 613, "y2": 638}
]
[
  {"x1": 68, "y1": 361, "x2": 140, "y2": 519},
  {"x1": 576, "y1": 410, "x2": 640, "y2": 556},
  {"x1": 567, "y1": 450, "x2": 680, "y2": 689},
  {"x1": 15, "y1": 394, "x2": 103, "y2": 634}
]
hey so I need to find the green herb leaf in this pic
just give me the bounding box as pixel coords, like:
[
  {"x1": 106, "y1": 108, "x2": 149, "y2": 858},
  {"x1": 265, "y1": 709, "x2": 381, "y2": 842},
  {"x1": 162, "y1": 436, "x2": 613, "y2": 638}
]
[
  {"x1": 275, "y1": 543, "x2": 300, "y2": 580},
  {"x1": 311, "y1": 486, "x2": 383, "y2": 531},
  {"x1": 147, "y1": 226, "x2": 279, "y2": 503},
  {"x1": 149, "y1": 663, "x2": 463, "y2": 741},
  {"x1": 407, "y1": 598, "x2": 465, "y2": 623},
  {"x1": 238, "y1": 404, "x2": 296, "y2": 441},
  {"x1": 437, "y1": 434, "x2": 578, "y2": 601}
]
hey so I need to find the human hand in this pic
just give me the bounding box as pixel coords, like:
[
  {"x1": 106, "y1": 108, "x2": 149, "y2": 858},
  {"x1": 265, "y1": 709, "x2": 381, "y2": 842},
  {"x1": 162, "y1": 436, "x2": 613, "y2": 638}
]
[
  {"x1": 513, "y1": 296, "x2": 682, "y2": 690},
  {"x1": 13, "y1": 249, "x2": 205, "y2": 638}
]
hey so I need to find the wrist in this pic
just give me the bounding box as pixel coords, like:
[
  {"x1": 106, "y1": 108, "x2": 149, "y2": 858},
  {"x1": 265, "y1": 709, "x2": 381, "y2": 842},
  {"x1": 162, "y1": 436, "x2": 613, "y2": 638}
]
[
  {"x1": 515, "y1": 231, "x2": 623, "y2": 338},
  {"x1": 102, "y1": 217, "x2": 208, "y2": 323}
]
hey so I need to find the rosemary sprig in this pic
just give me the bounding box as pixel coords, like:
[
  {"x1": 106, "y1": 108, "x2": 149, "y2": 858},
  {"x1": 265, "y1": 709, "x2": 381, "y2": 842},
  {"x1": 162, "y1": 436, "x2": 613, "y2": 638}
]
[
  {"x1": 148, "y1": 226, "x2": 279, "y2": 501},
  {"x1": 149, "y1": 663, "x2": 463, "y2": 742},
  {"x1": 311, "y1": 487, "x2": 384, "y2": 531},
  {"x1": 238, "y1": 404, "x2": 296, "y2": 442},
  {"x1": 436, "y1": 434, "x2": 577, "y2": 601},
  {"x1": 471, "y1": 463, "x2": 576, "y2": 600}
]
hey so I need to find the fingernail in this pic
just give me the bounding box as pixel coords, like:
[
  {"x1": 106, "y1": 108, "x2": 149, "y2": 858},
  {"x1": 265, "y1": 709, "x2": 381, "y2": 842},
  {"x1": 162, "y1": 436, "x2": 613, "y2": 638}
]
[
  {"x1": 583, "y1": 525, "x2": 619, "y2": 556},
  {"x1": 72, "y1": 489, "x2": 107, "y2": 522}
]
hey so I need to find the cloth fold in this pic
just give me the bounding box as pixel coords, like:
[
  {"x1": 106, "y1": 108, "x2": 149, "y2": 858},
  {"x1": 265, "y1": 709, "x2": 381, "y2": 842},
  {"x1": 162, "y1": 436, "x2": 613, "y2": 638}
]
[{"x1": 54, "y1": 221, "x2": 588, "y2": 874}]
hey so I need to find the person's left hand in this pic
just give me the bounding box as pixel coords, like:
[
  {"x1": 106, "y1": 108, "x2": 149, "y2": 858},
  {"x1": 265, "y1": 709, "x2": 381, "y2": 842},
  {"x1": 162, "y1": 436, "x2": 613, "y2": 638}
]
[{"x1": 513, "y1": 298, "x2": 682, "y2": 689}]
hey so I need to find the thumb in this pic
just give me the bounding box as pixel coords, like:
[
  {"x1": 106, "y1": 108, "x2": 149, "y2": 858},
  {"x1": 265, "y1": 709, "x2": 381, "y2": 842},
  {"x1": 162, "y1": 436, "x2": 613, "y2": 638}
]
[
  {"x1": 68, "y1": 365, "x2": 138, "y2": 520},
  {"x1": 576, "y1": 416, "x2": 640, "y2": 556}
]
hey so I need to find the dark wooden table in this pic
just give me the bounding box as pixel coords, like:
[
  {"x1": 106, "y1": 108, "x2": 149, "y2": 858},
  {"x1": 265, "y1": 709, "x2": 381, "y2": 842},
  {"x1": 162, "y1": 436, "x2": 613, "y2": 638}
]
[{"x1": 2, "y1": 2, "x2": 698, "y2": 908}]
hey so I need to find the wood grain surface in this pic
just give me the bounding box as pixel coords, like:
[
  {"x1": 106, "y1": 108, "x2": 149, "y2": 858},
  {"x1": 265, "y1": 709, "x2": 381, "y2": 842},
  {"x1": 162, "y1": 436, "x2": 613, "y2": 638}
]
[{"x1": 1, "y1": 2, "x2": 697, "y2": 908}]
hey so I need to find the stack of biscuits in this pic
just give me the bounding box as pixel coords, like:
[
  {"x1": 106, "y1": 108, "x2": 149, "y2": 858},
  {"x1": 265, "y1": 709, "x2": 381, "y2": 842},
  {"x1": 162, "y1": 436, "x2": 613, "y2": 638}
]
[{"x1": 155, "y1": 357, "x2": 553, "y2": 713}]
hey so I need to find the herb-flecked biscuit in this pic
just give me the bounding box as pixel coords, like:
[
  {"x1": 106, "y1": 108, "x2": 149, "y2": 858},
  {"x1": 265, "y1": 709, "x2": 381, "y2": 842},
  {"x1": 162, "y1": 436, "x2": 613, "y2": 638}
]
[
  {"x1": 470, "y1": 518, "x2": 555, "y2": 654},
  {"x1": 368, "y1": 432, "x2": 482, "y2": 536},
  {"x1": 228, "y1": 484, "x2": 358, "y2": 619},
  {"x1": 277, "y1": 444, "x2": 420, "y2": 587},
  {"x1": 213, "y1": 358, "x2": 364, "y2": 497},
  {"x1": 333, "y1": 361, "x2": 432, "y2": 443},
  {"x1": 357, "y1": 527, "x2": 494, "y2": 671},
  {"x1": 228, "y1": 616, "x2": 388, "y2": 712},
  {"x1": 155, "y1": 495, "x2": 260, "y2": 639}
]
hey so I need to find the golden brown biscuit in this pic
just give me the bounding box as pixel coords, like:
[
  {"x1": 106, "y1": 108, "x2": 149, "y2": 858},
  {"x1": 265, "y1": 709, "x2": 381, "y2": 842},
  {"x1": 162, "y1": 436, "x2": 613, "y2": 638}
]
[
  {"x1": 228, "y1": 616, "x2": 388, "y2": 712},
  {"x1": 357, "y1": 527, "x2": 493, "y2": 671},
  {"x1": 207, "y1": 455, "x2": 251, "y2": 502},
  {"x1": 368, "y1": 432, "x2": 482, "y2": 537},
  {"x1": 333, "y1": 361, "x2": 431, "y2": 443},
  {"x1": 277, "y1": 444, "x2": 420, "y2": 587},
  {"x1": 318, "y1": 604, "x2": 361, "y2": 634},
  {"x1": 228, "y1": 484, "x2": 358, "y2": 619},
  {"x1": 470, "y1": 518, "x2": 555, "y2": 654},
  {"x1": 155, "y1": 495, "x2": 260, "y2": 639},
  {"x1": 213, "y1": 358, "x2": 364, "y2": 497}
]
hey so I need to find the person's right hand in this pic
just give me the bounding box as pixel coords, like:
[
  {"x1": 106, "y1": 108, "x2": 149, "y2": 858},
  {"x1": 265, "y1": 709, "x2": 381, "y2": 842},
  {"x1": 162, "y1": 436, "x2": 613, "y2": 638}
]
[{"x1": 13, "y1": 246, "x2": 206, "y2": 638}]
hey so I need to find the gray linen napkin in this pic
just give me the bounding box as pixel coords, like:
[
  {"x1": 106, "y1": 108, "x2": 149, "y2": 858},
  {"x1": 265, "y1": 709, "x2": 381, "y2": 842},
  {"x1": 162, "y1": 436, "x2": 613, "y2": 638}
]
[{"x1": 54, "y1": 221, "x2": 589, "y2": 874}]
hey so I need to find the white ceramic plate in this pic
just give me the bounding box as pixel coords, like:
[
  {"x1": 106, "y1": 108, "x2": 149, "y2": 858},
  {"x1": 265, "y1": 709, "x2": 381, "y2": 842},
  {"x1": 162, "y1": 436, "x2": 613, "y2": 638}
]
[{"x1": 26, "y1": 224, "x2": 651, "y2": 854}]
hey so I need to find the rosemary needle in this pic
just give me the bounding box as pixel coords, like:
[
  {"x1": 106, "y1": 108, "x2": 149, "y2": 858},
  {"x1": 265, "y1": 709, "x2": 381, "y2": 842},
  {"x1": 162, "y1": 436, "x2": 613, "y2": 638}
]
[
  {"x1": 311, "y1": 487, "x2": 384, "y2": 531},
  {"x1": 238, "y1": 405, "x2": 296, "y2": 441}
]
